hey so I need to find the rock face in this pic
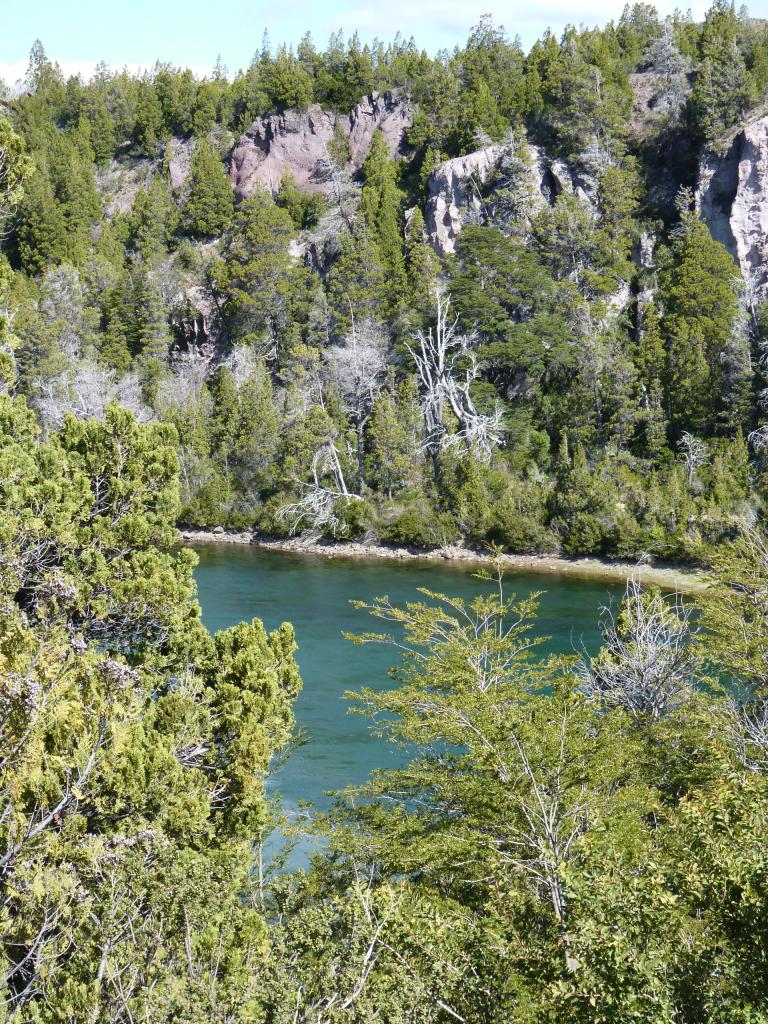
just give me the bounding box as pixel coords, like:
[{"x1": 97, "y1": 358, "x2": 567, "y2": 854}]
[
  {"x1": 346, "y1": 91, "x2": 411, "y2": 167},
  {"x1": 96, "y1": 158, "x2": 154, "y2": 218},
  {"x1": 167, "y1": 136, "x2": 195, "y2": 190},
  {"x1": 229, "y1": 90, "x2": 412, "y2": 199},
  {"x1": 424, "y1": 145, "x2": 505, "y2": 256},
  {"x1": 424, "y1": 143, "x2": 598, "y2": 256},
  {"x1": 697, "y1": 114, "x2": 768, "y2": 294}
]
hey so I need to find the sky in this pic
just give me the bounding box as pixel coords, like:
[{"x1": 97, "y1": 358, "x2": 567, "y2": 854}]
[{"x1": 1, "y1": 0, "x2": 762, "y2": 85}]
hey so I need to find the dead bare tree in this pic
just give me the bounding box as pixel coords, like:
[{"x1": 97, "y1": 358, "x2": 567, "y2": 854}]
[
  {"x1": 277, "y1": 439, "x2": 362, "y2": 537},
  {"x1": 35, "y1": 363, "x2": 151, "y2": 432},
  {"x1": 325, "y1": 318, "x2": 389, "y2": 490},
  {"x1": 727, "y1": 696, "x2": 768, "y2": 771},
  {"x1": 315, "y1": 143, "x2": 359, "y2": 239},
  {"x1": 579, "y1": 577, "x2": 698, "y2": 721},
  {"x1": 405, "y1": 291, "x2": 504, "y2": 474},
  {"x1": 677, "y1": 431, "x2": 709, "y2": 487}
]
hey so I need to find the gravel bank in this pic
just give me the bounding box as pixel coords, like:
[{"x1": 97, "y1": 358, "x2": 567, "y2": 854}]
[{"x1": 179, "y1": 528, "x2": 707, "y2": 593}]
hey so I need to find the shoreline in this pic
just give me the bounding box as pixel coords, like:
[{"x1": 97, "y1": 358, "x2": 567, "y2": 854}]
[{"x1": 178, "y1": 528, "x2": 708, "y2": 593}]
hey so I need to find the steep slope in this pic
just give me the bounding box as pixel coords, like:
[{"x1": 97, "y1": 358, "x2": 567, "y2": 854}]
[
  {"x1": 229, "y1": 90, "x2": 412, "y2": 198},
  {"x1": 424, "y1": 143, "x2": 597, "y2": 255},
  {"x1": 697, "y1": 107, "x2": 768, "y2": 296}
]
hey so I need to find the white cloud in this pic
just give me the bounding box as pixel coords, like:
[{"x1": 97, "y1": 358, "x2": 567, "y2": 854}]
[
  {"x1": 0, "y1": 57, "x2": 214, "y2": 89},
  {"x1": 319, "y1": 0, "x2": 712, "y2": 45}
]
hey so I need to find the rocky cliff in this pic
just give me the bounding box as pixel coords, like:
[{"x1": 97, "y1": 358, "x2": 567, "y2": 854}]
[
  {"x1": 697, "y1": 111, "x2": 768, "y2": 296},
  {"x1": 229, "y1": 90, "x2": 412, "y2": 199},
  {"x1": 424, "y1": 143, "x2": 597, "y2": 256}
]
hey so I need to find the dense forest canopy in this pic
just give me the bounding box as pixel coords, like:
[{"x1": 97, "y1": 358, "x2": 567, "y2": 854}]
[
  {"x1": 0, "y1": 0, "x2": 767, "y2": 562},
  {"x1": 3, "y1": 4, "x2": 768, "y2": 1020}
]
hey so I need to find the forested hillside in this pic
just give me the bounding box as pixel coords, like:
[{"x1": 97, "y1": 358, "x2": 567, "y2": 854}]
[
  {"x1": 4, "y1": 5, "x2": 768, "y2": 1019},
  {"x1": 2, "y1": 2, "x2": 768, "y2": 562}
]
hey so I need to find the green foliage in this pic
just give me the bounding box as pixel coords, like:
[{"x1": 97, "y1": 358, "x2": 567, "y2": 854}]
[
  {"x1": 16, "y1": 136, "x2": 101, "y2": 274},
  {"x1": 0, "y1": 118, "x2": 33, "y2": 218},
  {"x1": 267, "y1": 548, "x2": 768, "y2": 1020},
  {"x1": 690, "y1": 0, "x2": 755, "y2": 145},
  {"x1": 1, "y1": 4, "x2": 766, "y2": 563},
  {"x1": 359, "y1": 131, "x2": 407, "y2": 299},
  {"x1": 0, "y1": 397, "x2": 302, "y2": 1020},
  {"x1": 125, "y1": 174, "x2": 180, "y2": 259},
  {"x1": 659, "y1": 208, "x2": 742, "y2": 434},
  {"x1": 276, "y1": 172, "x2": 325, "y2": 230},
  {"x1": 214, "y1": 190, "x2": 303, "y2": 355},
  {"x1": 132, "y1": 79, "x2": 164, "y2": 155},
  {"x1": 4, "y1": 15, "x2": 768, "y2": 1019},
  {"x1": 183, "y1": 138, "x2": 234, "y2": 238}
]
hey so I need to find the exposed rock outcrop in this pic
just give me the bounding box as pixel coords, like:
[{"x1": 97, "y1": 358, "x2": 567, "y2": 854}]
[
  {"x1": 346, "y1": 90, "x2": 412, "y2": 167},
  {"x1": 96, "y1": 157, "x2": 154, "y2": 218},
  {"x1": 423, "y1": 145, "x2": 505, "y2": 256},
  {"x1": 697, "y1": 112, "x2": 768, "y2": 295},
  {"x1": 424, "y1": 143, "x2": 598, "y2": 256},
  {"x1": 167, "y1": 136, "x2": 195, "y2": 190},
  {"x1": 229, "y1": 90, "x2": 412, "y2": 199}
]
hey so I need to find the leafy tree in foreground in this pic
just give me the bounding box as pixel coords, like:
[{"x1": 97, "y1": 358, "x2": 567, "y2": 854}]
[
  {"x1": 267, "y1": 551, "x2": 768, "y2": 1021},
  {"x1": 0, "y1": 396, "x2": 301, "y2": 1022}
]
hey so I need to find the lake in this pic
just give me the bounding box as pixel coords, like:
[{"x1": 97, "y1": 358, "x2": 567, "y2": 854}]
[{"x1": 192, "y1": 544, "x2": 626, "y2": 861}]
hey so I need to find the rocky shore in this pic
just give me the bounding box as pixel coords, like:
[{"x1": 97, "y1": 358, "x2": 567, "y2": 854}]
[{"x1": 178, "y1": 527, "x2": 707, "y2": 593}]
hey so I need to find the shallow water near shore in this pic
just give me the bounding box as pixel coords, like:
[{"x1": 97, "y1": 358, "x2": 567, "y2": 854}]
[{"x1": 193, "y1": 544, "x2": 627, "y2": 867}]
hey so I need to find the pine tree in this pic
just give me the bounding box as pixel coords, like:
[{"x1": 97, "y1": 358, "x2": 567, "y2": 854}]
[
  {"x1": 691, "y1": 0, "x2": 754, "y2": 144},
  {"x1": 234, "y1": 359, "x2": 280, "y2": 489},
  {"x1": 86, "y1": 96, "x2": 117, "y2": 162},
  {"x1": 660, "y1": 208, "x2": 742, "y2": 435},
  {"x1": 216, "y1": 190, "x2": 300, "y2": 356},
  {"x1": 404, "y1": 207, "x2": 438, "y2": 320},
  {"x1": 634, "y1": 300, "x2": 666, "y2": 387},
  {"x1": 16, "y1": 169, "x2": 69, "y2": 274},
  {"x1": 367, "y1": 379, "x2": 421, "y2": 497},
  {"x1": 135, "y1": 266, "x2": 173, "y2": 363},
  {"x1": 183, "y1": 138, "x2": 234, "y2": 238},
  {"x1": 262, "y1": 48, "x2": 314, "y2": 111},
  {"x1": 191, "y1": 82, "x2": 217, "y2": 137},
  {"x1": 642, "y1": 380, "x2": 670, "y2": 461},
  {"x1": 359, "y1": 131, "x2": 407, "y2": 300},
  {"x1": 127, "y1": 175, "x2": 179, "y2": 259},
  {"x1": 132, "y1": 80, "x2": 164, "y2": 156},
  {"x1": 326, "y1": 226, "x2": 387, "y2": 341},
  {"x1": 0, "y1": 118, "x2": 32, "y2": 218}
]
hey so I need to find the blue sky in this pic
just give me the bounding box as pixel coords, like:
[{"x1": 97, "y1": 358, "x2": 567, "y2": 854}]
[{"x1": 0, "y1": 0, "x2": 745, "y2": 84}]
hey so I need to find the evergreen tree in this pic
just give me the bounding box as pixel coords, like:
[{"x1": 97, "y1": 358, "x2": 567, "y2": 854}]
[
  {"x1": 691, "y1": 0, "x2": 754, "y2": 144},
  {"x1": 0, "y1": 118, "x2": 32, "y2": 218},
  {"x1": 367, "y1": 380, "x2": 421, "y2": 497},
  {"x1": 262, "y1": 48, "x2": 315, "y2": 111},
  {"x1": 634, "y1": 300, "x2": 666, "y2": 388},
  {"x1": 183, "y1": 138, "x2": 234, "y2": 238},
  {"x1": 660, "y1": 207, "x2": 742, "y2": 435},
  {"x1": 326, "y1": 226, "x2": 388, "y2": 341},
  {"x1": 359, "y1": 131, "x2": 407, "y2": 299},
  {"x1": 216, "y1": 190, "x2": 301, "y2": 357},
  {"x1": 135, "y1": 265, "x2": 173, "y2": 363},
  {"x1": 16, "y1": 167, "x2": 69, "y2": 274},
  {"x1": 0, "y1": 398, "x2": 302, "y2": 1021},
  {"x1": 404, "y1": 207, "x2": 438, "y2": 317},
  {"x1": 127, "y1": 174, "x2": 180, "y2": 259},
  {"x1": 132, "y1": 80, "x2": 164, "y2": 155}
]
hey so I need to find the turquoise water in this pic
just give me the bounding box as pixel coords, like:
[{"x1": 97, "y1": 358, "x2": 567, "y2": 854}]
[{"x1": 192, "y1": 545, "x2": 625, "y2": 852}]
